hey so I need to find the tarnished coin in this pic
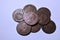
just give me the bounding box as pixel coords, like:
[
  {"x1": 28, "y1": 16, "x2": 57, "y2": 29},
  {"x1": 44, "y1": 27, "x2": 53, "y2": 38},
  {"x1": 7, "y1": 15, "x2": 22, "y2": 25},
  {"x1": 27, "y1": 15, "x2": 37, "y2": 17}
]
[
  {"x1": 38, "y1": 7, "x2": 50, "y2": 25},
  {"x1": 38, "y1": 7, "x2": 51, "y2": 17},
  {"x1": 16, "y1": 21, "x2": 31, "y2": 36},
  {"x1": 23, "y1": 12, "x2": 38, "y2": 25},
  {"x1": 12, "y1": 9, "x2": 24, "y2": 22},
  {"x1": 38, "y1": 13, "x2": 50, "y2": 25},
  {"x1": 31, "y1": 23, "x2": 42, "y2": 33},
  {"x1": 23, "y1": 4, "x2": 37, "y2": 13},
  {"x1": 42, "y1": 21, "x2": 56, "y2": 34}
]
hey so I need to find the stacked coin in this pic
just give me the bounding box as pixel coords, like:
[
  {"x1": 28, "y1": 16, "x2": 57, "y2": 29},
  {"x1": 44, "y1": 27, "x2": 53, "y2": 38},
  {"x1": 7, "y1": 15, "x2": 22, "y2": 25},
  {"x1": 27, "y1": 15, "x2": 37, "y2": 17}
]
[
  {"x1": 12, "y1": 4, "x2": 56, "y2": 36},
  {"x1": 42, "y1": 21, "x2": 56, "y2": 34},
  {"x1": 38, "y1": 7, "x2": 56, "y2": 34},
  {"x1": 16, "y1": 21, "x2": 31, "y2": 36},
  {"x1": 23, "y1": 4, "x2": 38, "y2": 25},
  {"x1": 37, "y1": 7, "x2": 51, "y2": 25}
]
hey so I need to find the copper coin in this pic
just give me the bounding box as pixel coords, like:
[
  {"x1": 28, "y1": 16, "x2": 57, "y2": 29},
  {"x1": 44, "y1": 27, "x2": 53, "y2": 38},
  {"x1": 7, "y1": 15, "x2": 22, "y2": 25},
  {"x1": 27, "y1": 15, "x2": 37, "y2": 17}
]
[
  {"x1": 42, "y1": 21, "x2": 56, "y2": 34},
  {"x1": 23, "y1": 4, "x2": 37, "y2": 13},
  {"x1": 31, "y1": 23, "x2": 42, "y2": 33},
  {"x1": 12, "y1": 9, "x2": 24, "y2": 22},
  {"x1": 16, "y1": 21, "x2": 31, "y2": 36},
  {"x1": 38, "y1": 12, "x2": 50, "y2": 25},
  {"x1": 23, "y1": 12, "x2": 38, "y2": 25},
  {"x1": 38, "y1": 7, "x2": 51, "y2": 17},
  {"x1": 38, "y1": 8, "x2": 50, "y2": 25}
]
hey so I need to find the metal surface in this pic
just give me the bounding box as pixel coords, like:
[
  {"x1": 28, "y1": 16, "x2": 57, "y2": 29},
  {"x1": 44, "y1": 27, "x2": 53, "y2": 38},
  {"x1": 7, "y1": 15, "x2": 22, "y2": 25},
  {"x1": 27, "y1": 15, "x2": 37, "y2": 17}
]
[
  {"x1": 42, "y1": 20, "x2": 56, "y2": 34},
  {"x1": 16, "y1": 21, "x2": 31, "y2": 36},
  {"x1": 12, "y1": 9, "x2": 24, "y2": 22}
]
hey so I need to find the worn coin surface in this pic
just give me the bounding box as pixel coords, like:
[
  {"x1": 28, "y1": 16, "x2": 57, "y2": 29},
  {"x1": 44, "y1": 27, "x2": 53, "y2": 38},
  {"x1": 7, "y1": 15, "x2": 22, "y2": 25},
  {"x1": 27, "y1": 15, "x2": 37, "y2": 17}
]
[
  {"x1": 42, "y1": 21, "x2": 56, "y2": 34},
  {"x1": 23, "y1": 11, "x2": 38, "y2": 25},
  {"x1": 38, "y1": 7, "x2": 50, "y2": 25},
  {"x1": 12, "y1": 9, "x2": 24, "y2": 22},
  {"x1": 38, "y1": 12, "x2": 50, "y2": 25},
  {"x1": 38, "y1": 7, "x2": 51, "y2": 17},
  {"x1": 31, "y1": 23, "x2": 42, "y2": 33},
  {"x1": 23, "y1": 4, "x2": 37, "y2": 13},
  {"x1": 16, "y1": 21, "x2": 31, "y2": 36}
]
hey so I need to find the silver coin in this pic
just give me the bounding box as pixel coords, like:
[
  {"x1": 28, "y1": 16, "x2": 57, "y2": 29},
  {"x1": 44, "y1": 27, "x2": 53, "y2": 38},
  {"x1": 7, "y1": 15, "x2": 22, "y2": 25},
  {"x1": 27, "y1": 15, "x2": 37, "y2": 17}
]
[
  {"x1": 12, "y1": 9, "x2": 24, "y2": 22},
  {"x1": 23, "y1": 11, "x2": 38, "y2": 25},
  {"x1": 16, "y1": 21, "x2": 31, "y2": 36}
]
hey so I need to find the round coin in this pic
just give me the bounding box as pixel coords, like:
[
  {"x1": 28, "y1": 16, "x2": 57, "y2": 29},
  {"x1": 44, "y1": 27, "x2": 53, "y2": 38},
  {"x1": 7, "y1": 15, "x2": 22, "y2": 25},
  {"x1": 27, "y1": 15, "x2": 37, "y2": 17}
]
[
  {"x1": 42, "y1": 21, "x2": 56, "y2": 34},
  {"x1": 12, "y1": 9, "x2": 24, "y2": 22},
  {"x1": 23, "y1": 12, "x2": 38, "y2": 25},
  {"x1": 16, "y1": 21, "x2": 31, "y2": 36},
  {"x1": 38, "y1": 7, "x2": 51, "y2": 25}
]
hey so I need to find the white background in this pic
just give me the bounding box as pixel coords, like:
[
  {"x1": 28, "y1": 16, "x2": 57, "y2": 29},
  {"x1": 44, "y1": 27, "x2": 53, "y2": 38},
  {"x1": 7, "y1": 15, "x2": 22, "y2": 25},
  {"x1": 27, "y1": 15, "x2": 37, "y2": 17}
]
[{"x1": 0, "y1": 0, "x2": 60, "y2": 40}]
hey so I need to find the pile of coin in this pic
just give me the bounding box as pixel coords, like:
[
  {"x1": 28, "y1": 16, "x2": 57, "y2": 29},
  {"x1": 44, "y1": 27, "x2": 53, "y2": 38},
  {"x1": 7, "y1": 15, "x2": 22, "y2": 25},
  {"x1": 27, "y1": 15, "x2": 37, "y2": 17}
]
[{"x1": 12, "y1": 4, "x2": 56, "y2": 36}]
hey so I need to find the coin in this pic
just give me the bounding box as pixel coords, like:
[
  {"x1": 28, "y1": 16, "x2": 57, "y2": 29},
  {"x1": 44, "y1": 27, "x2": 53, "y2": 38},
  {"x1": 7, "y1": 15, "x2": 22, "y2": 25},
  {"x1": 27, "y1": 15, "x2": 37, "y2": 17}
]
[
  {"x1": 42, "y1": 21, "x2": 56, "y2": 34},
  {"x1": 23, "y1": 4, "x2": 37, "y2": 13},
  {"x1": 38, "y1": 7, "x2": 50, "y2": 25},
  {"x1": 38, "y1": 7, "x2": 51, "y2": 17},
  {"x1": 23, "y1": 11, "x2": 38, "y2": 25},
  {"x1": 31, "y1": 23, "x2": 42, "y2": 33},
  {"x1": 16, "y1": 21, "x2": 31, "y2": 36},
  {"x1": 12, "y1": 9, "x2": 24, "y2": 22}
]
